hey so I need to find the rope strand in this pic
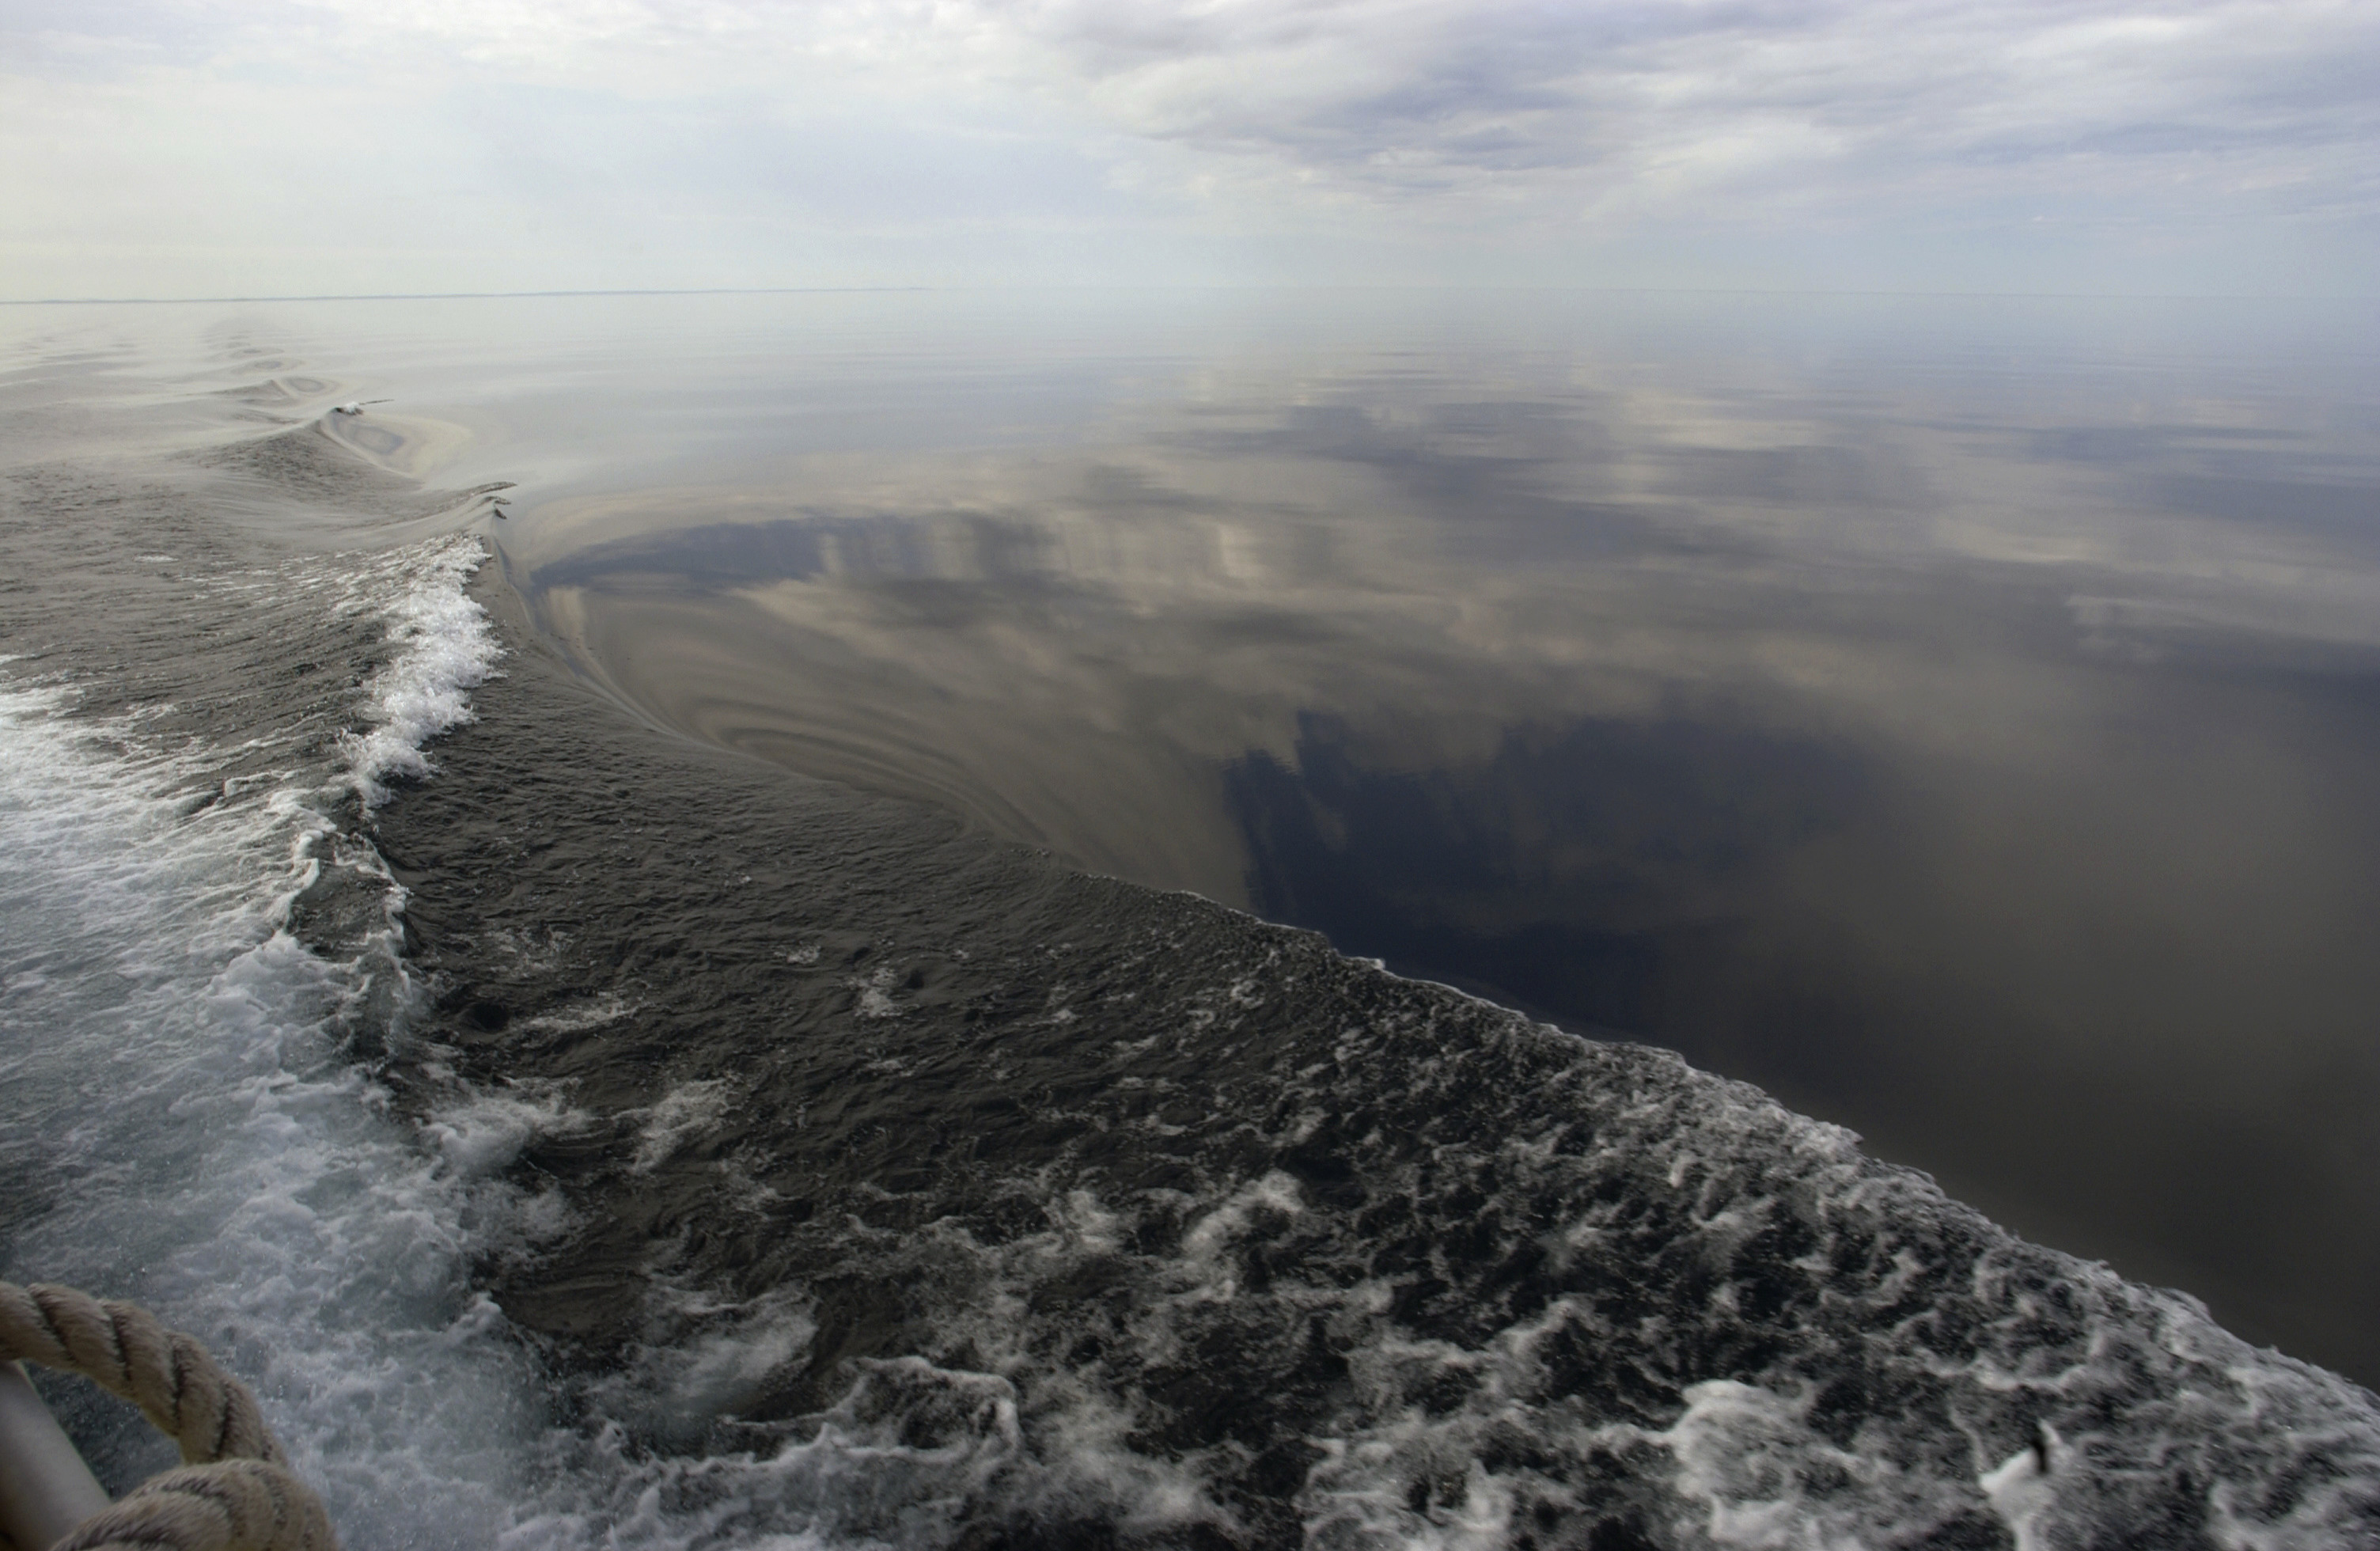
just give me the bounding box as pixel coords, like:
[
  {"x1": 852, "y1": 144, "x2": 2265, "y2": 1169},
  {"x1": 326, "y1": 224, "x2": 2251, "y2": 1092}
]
[{"x1": 0, "y1": 1283, "x2": 334, "y2": 1551}]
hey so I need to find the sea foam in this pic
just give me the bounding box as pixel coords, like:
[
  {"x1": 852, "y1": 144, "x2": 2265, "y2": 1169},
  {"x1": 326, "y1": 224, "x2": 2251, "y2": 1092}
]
[
  {"x1": 335, "y1": 533, "x2": 503, "y2": 807},
  {"x1": 0, "y1": 535, "x2": 545, "y2": 1549}
]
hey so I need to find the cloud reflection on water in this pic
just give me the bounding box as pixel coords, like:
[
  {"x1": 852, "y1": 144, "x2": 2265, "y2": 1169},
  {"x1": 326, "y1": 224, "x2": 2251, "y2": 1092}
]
[{"x1": 504, "y1": 324, "x2": 2380, "y2": 1382}]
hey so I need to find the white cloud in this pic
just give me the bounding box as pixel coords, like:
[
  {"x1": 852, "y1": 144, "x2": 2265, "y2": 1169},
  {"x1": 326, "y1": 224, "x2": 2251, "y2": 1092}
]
[{"x1": 1, "y1": 0, "x2": 2373, "y2": 295}]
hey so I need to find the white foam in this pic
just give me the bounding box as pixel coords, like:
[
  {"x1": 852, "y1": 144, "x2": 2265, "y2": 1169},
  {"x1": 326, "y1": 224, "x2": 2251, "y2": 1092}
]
[
  {"x1": 517, "y1": 992, "x2": 641, "y2": 1033},
  {"x1": 581, "y1": 1284, "x2": 820, "y2": 1447},
  {"x1": 1643, "y1": 1380, "x2": 1972, "y2": 1549},
  {"x1": 629, "y1": 1079, "x2": 738, "y2": 1174},
  {"x1": 425, "y1": 1081, "x2": 597, "y2": 1178},
  {"x1": 0, "y1": 537, "x2": 547, "y2": 1550},
  {"x1": 1179, "y1": 1169, "x2": 1306, "y2": 1300},
  {"x1": 851, "y1": 963, "x2": 907, "y2": 1019},
  {"x1": 502, "y1": 1356, "x2": 1044, "y2": 1550},
  {"x1": 334, "y1": 534, "x2": 502, "y2": 808},
  {"x1": 1979, "y1": 1425, "x2": 2060, "y2": 1551}
]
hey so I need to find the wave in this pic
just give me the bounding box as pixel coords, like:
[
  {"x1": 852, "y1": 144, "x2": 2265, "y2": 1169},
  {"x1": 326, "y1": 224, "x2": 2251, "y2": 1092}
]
[{"x1": 335, "y1": 534, "x2": 503, "y2": 807}]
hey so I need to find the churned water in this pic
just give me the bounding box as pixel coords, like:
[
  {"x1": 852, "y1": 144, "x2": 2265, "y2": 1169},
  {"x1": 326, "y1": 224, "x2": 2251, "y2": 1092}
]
[{"x1": 2, "y1": 292, "x2": 2377, "y2": 1549}]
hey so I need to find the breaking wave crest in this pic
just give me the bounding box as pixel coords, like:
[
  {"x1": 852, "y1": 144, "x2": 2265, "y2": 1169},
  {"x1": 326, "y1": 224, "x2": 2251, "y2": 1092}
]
[{"x1": 336, "y1": 534, "x2": 502, "y2": 808}]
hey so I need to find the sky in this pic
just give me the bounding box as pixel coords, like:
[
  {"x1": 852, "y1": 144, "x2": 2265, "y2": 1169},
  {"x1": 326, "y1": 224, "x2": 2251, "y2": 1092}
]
[{"x1": 2, "y1": 0, "x2": 2374, "y2": 298}]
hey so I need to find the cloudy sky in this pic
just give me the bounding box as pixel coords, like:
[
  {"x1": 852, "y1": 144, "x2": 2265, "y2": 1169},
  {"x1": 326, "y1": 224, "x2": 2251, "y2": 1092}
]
[{"x1": 3, "y1": 0, "x2": 2374, "y2": 298}]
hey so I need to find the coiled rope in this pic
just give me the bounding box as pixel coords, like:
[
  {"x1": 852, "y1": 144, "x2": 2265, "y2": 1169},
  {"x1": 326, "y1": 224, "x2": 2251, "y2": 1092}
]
[{"x1": 0, "y1": 1282, "x2": 335, "y2": 1551}]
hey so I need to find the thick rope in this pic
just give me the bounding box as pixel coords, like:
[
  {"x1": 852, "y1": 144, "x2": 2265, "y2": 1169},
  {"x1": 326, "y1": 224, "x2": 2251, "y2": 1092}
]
[{"x1": 0, "y1": 1283, "x2": 335, "y2": 1551}]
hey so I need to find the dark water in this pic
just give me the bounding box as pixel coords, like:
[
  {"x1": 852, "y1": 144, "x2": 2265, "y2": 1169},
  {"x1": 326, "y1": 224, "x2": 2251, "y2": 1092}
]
[
  {"x1": 486, "y1": 290, "x2": 2380, "y2": 1382},
  {"x1": 3, "y1": 291, "x2": 2378, "y2": 1549}
]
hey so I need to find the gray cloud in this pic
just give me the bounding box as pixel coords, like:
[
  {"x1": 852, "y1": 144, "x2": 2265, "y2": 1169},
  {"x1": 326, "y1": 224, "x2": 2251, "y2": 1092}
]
[
  {"x1": 2, "y1": 0, "x2": 2373, "y2": 294},
  {"x1": 990, "y1": 0, "x2": 2379, "y2": 217}
]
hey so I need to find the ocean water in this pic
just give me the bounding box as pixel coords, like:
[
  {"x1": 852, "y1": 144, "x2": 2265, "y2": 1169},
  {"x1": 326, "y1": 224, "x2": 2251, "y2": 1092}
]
[{"x1": 2, "y1": 290, "x2": 2377, "y2": 1550}]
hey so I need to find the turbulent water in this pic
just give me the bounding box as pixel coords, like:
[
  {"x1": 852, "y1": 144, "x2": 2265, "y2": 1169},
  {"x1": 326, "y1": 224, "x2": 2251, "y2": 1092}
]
[{"x1": 4, "y1": 298, "x2": 2379, "y2": 1550}]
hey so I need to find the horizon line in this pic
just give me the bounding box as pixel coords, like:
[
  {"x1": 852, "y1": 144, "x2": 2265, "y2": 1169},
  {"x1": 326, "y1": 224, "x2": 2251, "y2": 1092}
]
[
  {"x1": 0, "y1": 286, "x2": 938, "y2": 306},
  {"x1": 2, "y1": 283, "x2": 2370, "y2": 306}
]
